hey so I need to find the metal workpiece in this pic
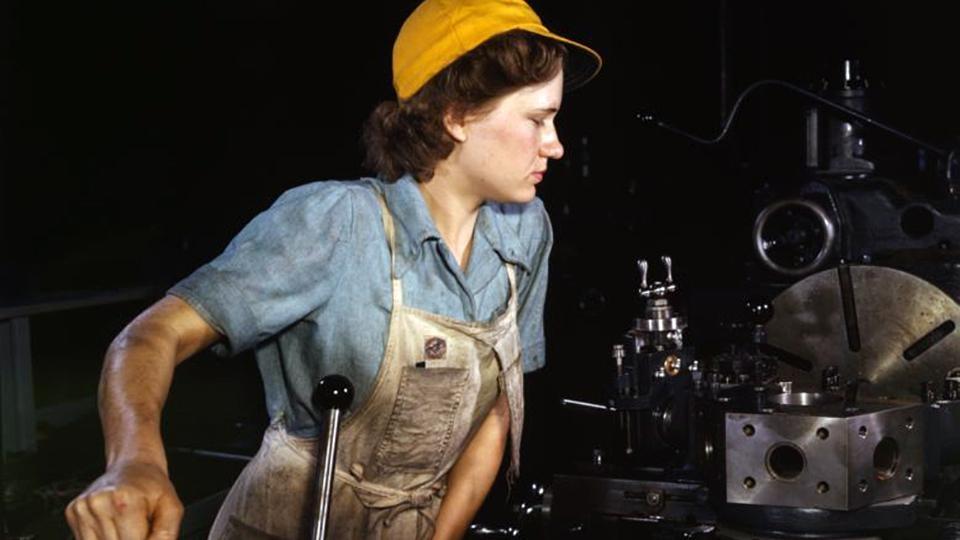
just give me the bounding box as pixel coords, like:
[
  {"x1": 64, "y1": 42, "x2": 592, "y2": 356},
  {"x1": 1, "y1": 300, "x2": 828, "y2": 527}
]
[
  {"x1": 631, "y1": 297, "x2": 685, "y2": 344},
  {"x1": 633, "y1": 302, "x2": 686, "y2": 333},
  {"x1": 725, "y1": 401, "x2": 924, "y2": 510},
  {"x1": 767, "y1": 391, "x2": 838, "y2": 407},
  {"x1": 766, "y1": 265, "x2": 960, "y2": 402}
]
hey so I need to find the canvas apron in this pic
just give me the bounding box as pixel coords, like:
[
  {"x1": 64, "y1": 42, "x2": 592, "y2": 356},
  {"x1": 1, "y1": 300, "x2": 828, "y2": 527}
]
[{"x1": 208, "y1": 195, "x2": 526, "y2": 539}]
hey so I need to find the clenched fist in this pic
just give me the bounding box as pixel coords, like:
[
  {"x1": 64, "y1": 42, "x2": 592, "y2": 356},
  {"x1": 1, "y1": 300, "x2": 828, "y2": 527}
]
[{"x1": 65, "y1": 460, "x2": 183, "y2": 540}]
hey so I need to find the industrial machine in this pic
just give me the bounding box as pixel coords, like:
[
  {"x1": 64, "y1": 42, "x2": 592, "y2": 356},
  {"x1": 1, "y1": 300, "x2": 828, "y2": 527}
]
[{"x1": 492, "y1": 61, "x2": 960, "y2": 539}]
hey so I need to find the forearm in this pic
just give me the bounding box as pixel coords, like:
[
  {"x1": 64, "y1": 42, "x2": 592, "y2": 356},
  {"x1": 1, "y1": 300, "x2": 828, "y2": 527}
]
[
  {"x1": 432, "y1": 394, "x2": 510, "y2": 540},
  {"x1": 99, "y1": 296, "x2": 218, "y2": 470},
  {"x1": 99, "y1": 327, "x2": 178, "y2": 471},
  {"x1": 66, "y1": 297, "x2": 217, "y2": 539}
]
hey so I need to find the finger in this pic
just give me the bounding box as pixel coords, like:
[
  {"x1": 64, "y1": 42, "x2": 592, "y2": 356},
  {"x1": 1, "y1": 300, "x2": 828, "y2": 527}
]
[
  {"x1": 71, "y1": 497, "x2": 104, "y2": 540},
  {"x1": 65, "y1": 500, "x2": 82, "y2": 539},
  {"x1": 113, "y1": 489, "x2": 150, "y2": 540},
  {"x1": 88, "y1": 492, "x2": 121, "y2": 540},
  {"x1": 146, "y1": 495, "x2": 183, "y2": 540}
]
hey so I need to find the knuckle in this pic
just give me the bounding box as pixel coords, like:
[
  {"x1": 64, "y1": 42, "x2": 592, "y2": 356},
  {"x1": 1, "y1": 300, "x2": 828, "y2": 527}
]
[
  {"x1": 74, "y1": 496, "x2": 92, "y2": 515},
  {"x1": 112, "y1": 484, "x2": 137, "y2": 503},
  {"x1": 110, "y1": 489, "x2": 128, "y2": 509},
  {"x1": 88, "y1": 490, "x2": 115, "y2": 512}
]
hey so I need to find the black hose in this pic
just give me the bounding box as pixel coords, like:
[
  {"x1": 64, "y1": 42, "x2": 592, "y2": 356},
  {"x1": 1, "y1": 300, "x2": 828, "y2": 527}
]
[{"x1": 643, "y1": 79, "x2": 948, "y2": 157}]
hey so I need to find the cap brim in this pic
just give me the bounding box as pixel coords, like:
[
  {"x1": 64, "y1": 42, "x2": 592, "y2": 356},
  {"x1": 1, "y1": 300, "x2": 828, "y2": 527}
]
[
  {"x1": 557, "y1": 37, "x2": 603, "y2": 92},
  {"x1": 523, "y1": 29, "x2": 602, "y2": 92}
]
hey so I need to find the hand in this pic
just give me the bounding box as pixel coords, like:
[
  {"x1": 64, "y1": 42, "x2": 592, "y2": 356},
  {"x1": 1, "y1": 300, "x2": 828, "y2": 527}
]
[{"x1": 65, "y1": 460, "x2": 184, "y2": 540}]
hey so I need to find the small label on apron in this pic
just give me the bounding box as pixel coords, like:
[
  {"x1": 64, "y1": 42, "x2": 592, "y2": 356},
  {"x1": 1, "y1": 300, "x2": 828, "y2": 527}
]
[{"x1": 424, "y1": 336, "x2": 447, "y2": 360}]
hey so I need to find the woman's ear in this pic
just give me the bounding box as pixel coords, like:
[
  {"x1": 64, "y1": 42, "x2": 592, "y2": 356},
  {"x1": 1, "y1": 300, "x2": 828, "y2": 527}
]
[{"x1": 443, "y1": 109, "x2": 468, "y2": 143}]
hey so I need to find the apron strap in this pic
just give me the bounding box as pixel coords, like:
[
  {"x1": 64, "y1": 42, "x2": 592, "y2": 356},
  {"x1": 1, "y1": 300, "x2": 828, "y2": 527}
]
[
  {"x1": 505, "y1": 263, "x2": 518, "y2": 307},
  {"x1": 335, "y1": 468, "x2": 443, "y2": 537},
  {"x1": 375, "y1": 193, "x2": 403, "y2": 305}
]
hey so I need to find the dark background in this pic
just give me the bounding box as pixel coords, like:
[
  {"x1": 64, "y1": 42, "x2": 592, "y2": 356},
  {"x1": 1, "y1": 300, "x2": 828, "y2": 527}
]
[{"x1": 3, "y1": 1, "x2": 960, "y2": 536}]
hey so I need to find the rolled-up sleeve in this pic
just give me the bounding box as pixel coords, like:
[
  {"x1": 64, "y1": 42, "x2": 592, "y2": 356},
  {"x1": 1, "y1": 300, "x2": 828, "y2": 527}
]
[{"x1": 168, "y1": 182, "x2": 357, "y2": 356}]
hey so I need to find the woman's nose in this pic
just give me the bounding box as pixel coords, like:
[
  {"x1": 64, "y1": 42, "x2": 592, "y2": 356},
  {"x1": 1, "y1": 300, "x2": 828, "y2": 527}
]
[{"x1": 541, "y1": 134, "x2": 564, "y2": 160}]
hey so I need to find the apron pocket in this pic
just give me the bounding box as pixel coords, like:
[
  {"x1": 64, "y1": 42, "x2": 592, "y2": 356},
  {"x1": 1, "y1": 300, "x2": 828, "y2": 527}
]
[{"x1": 373, "y1": 366, "x2": 469, "y2": 471}]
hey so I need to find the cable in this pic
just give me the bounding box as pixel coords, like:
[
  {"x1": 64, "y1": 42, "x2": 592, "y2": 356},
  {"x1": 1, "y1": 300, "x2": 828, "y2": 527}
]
[{"x1": 641, "y1": 79, "x2": 949, "y2": 158}]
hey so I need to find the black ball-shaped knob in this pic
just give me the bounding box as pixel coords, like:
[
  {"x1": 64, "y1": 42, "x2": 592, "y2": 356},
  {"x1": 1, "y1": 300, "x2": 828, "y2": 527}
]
[
  {"x1": 312, "y1": 374, "x2": 355, "y2": 411},
  {"x1": 746, "y1": 298, "x2": 775, "y2": 325},
  {"x1": 635, "y1": 110, "x2": 658, "y2": 125}
]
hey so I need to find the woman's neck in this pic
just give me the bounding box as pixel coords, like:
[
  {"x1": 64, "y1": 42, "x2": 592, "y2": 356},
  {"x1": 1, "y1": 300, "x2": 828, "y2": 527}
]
[{"x1": 416, "y1": 172, "x2": 482, "y2": 271}]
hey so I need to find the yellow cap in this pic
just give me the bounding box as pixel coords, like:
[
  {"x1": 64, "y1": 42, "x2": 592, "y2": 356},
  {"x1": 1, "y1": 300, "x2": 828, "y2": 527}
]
[{"x1": 392, "y1": 0, "x2": 602, "y2": 101}]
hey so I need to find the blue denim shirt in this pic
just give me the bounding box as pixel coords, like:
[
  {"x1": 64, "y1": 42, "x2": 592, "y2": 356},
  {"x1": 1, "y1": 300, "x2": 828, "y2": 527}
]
[{"x1": 169, "y1": 175, "x2": 552, "y2": 436}]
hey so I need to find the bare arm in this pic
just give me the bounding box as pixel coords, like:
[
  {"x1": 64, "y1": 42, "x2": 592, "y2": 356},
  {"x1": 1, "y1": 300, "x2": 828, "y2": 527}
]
[
  {"x1": 432, "y1": 393, "x2": 510, "y2": 540},
  {"x1": 66, "y1": 295, "x2": 221, "y2": 540}
]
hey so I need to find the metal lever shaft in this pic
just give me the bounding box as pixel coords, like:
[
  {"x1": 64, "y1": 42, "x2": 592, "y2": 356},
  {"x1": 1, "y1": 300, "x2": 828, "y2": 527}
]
[
  {"x1": 311, "y1": 375, "x2": 355, "y2": 540},
  {"x1": 637, "y1": 259, "x2": 649, "y2": 290}
]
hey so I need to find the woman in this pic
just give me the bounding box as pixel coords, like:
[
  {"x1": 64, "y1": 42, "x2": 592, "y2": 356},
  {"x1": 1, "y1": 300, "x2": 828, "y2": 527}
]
[{"x1": 65, "y1": 1, "x2": 600, "y2": 538}]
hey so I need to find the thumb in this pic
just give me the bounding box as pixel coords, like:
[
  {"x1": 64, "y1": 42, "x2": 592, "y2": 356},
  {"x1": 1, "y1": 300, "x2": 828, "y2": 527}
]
[{"x1": 146, "y1": 495, "x2": 183, "y2": 540}]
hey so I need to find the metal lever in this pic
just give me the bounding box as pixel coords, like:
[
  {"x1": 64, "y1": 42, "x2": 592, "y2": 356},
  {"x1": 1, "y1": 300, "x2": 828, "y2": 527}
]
[
  {"x1": 561, "y1": 398, "x2": 617, "y2": 412},
  {"x1": 638, "y1": 256, "x2": 678, "y2": 298},
  {"x1": 637, "y1": 259, "x2": 649, "y2": 290},
  {"x1": 311, "y1": 374, "x2": 355, "y2": 540}
]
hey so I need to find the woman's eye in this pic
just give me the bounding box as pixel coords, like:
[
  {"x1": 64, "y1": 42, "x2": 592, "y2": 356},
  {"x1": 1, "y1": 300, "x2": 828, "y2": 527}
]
[{"x1": 530, "y1": 118, "x2": 545, "y2": 126}]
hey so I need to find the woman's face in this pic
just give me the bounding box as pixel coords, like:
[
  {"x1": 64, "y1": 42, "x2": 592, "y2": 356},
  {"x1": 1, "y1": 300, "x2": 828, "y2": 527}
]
[{"x1": 450, "y1": 70, "x2": 565, "y2": 204}]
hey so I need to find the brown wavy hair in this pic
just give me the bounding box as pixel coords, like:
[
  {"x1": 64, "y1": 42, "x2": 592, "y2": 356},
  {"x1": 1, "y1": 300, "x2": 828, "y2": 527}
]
[{"x1": 362, "y1": 30, "x2": 567, "y2": 182}]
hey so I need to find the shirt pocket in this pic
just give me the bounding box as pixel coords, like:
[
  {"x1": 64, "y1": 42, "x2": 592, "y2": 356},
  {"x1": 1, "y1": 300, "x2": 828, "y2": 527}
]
[{"x1": 372, "y1": 366, "x2": 469, "y2": 472}]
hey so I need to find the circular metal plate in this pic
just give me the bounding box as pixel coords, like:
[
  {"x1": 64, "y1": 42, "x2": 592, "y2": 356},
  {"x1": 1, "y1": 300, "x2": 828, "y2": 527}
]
[{"x1": 766, "y1": 265, "x2": 960, "y2": 401}]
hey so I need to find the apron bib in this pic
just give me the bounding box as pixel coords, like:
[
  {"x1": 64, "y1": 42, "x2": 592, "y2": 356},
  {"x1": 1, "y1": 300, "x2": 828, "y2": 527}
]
[{"x1": 209, "y1": 194, "x2": 526, "y2": 539}]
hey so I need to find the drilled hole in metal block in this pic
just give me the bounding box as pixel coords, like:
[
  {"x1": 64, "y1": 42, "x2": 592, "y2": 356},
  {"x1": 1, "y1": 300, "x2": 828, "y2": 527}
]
[
  {"x1": 874, "y1": 437, "x2": 900, "y2": 481},
  {"x1": 767, "y1": 443, "x2": 805, "y2": 481}
]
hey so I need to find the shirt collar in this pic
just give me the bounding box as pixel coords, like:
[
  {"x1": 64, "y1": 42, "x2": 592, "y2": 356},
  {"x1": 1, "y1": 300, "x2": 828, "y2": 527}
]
[
  {"x1": 475, "y1": 203, "x2": 531, "y2": 272},
  {"x1": 377, "y1": 175, "x2": 531, "y2": 274}
]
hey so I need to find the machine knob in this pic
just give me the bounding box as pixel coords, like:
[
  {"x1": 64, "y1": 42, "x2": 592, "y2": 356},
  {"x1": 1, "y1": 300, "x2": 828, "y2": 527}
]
[
  {"x1": 310, "y1": 374, "x2": 355, "y2": 540},
  {"x1": 746, "y1": 298, "x2": 775, "y2": 326},
  {"x1": 312, "y1": 374, "x2": 355, "y2": 411},
  {"x1": 635, "y1": 110, "x2": 658, "y2": 125}
]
